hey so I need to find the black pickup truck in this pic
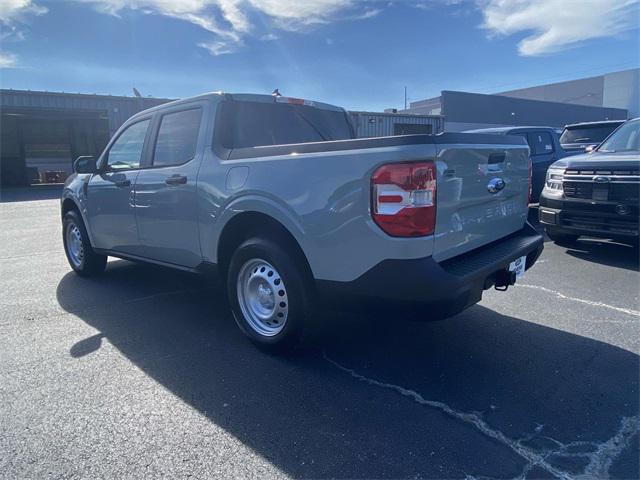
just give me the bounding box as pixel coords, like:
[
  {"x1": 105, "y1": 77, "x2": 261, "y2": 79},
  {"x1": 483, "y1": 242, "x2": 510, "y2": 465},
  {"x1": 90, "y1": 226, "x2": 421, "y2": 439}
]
[{"x1": 539, "y1": 118, "x2": 639, "y2": 244}]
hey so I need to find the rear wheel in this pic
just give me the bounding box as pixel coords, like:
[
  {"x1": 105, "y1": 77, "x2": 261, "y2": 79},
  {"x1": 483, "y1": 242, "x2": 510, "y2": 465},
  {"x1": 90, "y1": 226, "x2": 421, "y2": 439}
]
[
  {"x1": 63, "y1": 210, "x2": 107, "y2": 276},
  {"x1": 227, "y1": 237, "x2": 312, "y2": 353},
  {"x1": 545, "y1": 226, "x2": 579, "y2": 245}
]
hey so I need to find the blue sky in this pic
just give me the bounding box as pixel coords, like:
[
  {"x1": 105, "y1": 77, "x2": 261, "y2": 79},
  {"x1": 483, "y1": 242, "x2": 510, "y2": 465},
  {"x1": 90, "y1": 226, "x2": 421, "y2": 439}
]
[{"x1": 1, "y1": 0, "x2": 639, "y2": 111}]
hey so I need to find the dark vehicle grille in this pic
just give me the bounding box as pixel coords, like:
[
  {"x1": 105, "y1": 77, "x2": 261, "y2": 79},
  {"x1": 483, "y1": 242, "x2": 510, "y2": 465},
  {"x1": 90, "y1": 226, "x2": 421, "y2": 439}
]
[
  {"x1": 564, "y1": 182, "x2": 639, "y2": 202},
  {"x1": 563, "y1": 167, "x2": 639, "y2": 202},
  {"x1": 562, "y1": 213, "x2": 638, "y2": 236},
  {"x1": 563, "y1": 182, "x2": 593, "y2": 199}
]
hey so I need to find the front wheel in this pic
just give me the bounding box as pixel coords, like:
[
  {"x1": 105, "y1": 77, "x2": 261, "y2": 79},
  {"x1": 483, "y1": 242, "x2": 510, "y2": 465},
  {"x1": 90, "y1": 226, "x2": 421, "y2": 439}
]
[
  {"x1": 63, "y1": 210, "x2": 107, "y2": 276},
  {"x1": 545, "y1": 226, "x2": 579, "y2": 245},
  {"x1": 227, "y1": 237, "x2": 312, "y2": 353}
]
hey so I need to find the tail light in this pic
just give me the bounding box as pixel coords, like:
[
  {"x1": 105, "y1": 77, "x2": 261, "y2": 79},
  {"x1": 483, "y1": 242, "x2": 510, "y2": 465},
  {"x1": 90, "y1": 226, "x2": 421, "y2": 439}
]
[{"x1": 371, "y1": 161, "x2": 437, "y2": 237}]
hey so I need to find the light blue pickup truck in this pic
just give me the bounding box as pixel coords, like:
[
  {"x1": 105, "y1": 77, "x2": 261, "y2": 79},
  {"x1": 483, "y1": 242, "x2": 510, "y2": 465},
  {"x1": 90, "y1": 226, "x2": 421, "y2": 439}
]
[{"x1": 61, "y1": 93, "x2": 543, "y2": 351}]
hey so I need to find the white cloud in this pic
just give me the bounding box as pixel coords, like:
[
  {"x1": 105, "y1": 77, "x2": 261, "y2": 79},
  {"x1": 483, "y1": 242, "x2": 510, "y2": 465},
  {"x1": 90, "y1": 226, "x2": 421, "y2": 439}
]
[
  {"x1": 198, "y1": 39, "x2": 237, "y2": 55},
  {"x1": 0, "y1": 0, "x2": 47, "y2": 69},
  {"x1": 247, "y1": 0, "x2": 355, "y2": 28},
  {"x1": 0, "y1": 0, "x2": 47, "y2": 24},
  {"x1": 481, "y1": 0, "x2": 640, "y2": 56},
  {"x1": 0, "y1": 52, "x2": 18, "y2": 68},
  {"x1": 70, "y1": 0, "x2": 358, "y2": 53},
  {"x1": 260, "y1": 32, "x2": 279, "y2": 41},
  {"x1": 6, "y1": 0, "x2": 635, "y2": 59},
  {"x1": 355, "y1": 8, "x2": 381, "y2": 19}
]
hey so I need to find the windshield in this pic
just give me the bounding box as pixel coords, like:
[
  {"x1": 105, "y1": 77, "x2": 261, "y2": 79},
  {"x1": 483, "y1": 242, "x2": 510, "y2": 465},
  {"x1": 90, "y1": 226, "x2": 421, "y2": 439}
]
[
  {"x1": 559, "y1": 123, "x2": 623, "y2": 145},
  {"x1": 598, "y1": 120, "x2": 640, "y2": 152}
]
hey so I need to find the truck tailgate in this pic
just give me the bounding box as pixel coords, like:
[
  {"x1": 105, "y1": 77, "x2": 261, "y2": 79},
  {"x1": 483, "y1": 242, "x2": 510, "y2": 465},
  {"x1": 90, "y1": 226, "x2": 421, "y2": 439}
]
[{"x1": 433, "y1": 138, "x2": 530, "y2": 262}]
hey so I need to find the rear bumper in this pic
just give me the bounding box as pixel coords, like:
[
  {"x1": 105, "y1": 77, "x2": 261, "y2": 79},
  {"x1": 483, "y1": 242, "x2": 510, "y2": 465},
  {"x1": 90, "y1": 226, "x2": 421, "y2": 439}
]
[
  {"x1": 539, "y1": 195, "x2": 639, "y2": 238},
  {"x1": 316, "y1": 222, "x2": 544, "y2": 319}
]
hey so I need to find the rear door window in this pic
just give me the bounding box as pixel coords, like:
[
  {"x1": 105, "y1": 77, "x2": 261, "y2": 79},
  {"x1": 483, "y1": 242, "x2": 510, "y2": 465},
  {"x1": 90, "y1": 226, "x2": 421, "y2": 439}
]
[
  {"x1": 217, "y1": 101, "x2": 353, "y2": 149},
  {"x1": 527, "y1": 132, "x2": 554, "y2": 155},
  {"x1": 152, "y1": 108, "x2": 202, "y2": 167}
]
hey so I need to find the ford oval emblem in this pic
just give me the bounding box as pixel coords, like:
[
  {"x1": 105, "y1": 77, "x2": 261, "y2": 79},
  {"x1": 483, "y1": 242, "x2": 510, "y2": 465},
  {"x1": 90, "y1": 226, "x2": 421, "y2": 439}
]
[
  {"x1": 487, "y1": 178, "x2": 506, "y2": 194},
  {"x1": 593, "y1": 176, "x2": 611, "y2": 183},
  {"x1": 616, "y1": 204, "x2": 630, "y2": 216}
]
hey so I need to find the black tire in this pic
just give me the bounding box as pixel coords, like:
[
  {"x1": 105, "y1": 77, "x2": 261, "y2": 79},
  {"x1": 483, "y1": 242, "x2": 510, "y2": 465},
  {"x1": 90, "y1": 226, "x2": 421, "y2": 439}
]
[
  {"x1": 545, "y1": 226, "x2": 579, "y2": 245},
  {"x1": 62, "y1": 210, "x2": 107, "y2": 276},
  {"x1": 227, "y1": 237, "x2": 313, "y2": 353}
]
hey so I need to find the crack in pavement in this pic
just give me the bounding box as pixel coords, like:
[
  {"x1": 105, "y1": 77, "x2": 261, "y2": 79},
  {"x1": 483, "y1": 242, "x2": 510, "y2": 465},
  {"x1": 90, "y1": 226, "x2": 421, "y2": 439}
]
[
  {"x1": 324, "y1": 352, "x2": 639, "y2": 480},
  {"x1": 516, "y1": 284, "x2": 640, "y2": 318}
]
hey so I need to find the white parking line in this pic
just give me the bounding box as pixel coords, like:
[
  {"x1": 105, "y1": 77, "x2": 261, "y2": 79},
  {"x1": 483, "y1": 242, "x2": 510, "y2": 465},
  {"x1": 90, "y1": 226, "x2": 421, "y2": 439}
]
[{"x1": 517, "y1": 284, "x2": 640, "y2": 318}]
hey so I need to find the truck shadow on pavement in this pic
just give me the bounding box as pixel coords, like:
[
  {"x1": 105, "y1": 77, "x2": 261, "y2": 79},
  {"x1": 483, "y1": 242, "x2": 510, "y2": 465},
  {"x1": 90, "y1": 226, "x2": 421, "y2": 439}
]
[
  {"x1": 563, "y1": 239, "x2": 639, "y2": 272},
  {"x1": 56, "y1": 261, "x2": 639, "y2": 479}
]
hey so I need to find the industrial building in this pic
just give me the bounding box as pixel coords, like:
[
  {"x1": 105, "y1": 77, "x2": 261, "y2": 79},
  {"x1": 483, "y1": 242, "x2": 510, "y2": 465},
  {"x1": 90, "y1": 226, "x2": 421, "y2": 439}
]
[
  {"x1": 497, "y1": 68, "x2": 639, "y2": 118},
  {"x1": 401, "y1": 69, "x2": 636, "y2": 132},
  {"x1": 403, "y1": 90, "x2": 628, "y2": 132},
  {"x1": 1, "y1": 89, "x2": 171, "y2": 186}
]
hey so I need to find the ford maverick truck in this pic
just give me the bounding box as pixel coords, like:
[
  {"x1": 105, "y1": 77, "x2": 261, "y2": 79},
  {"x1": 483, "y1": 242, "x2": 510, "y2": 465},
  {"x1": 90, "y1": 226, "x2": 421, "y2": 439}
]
[{"x1": 61, "y1": 93, "x2": 543, "y2": 351}]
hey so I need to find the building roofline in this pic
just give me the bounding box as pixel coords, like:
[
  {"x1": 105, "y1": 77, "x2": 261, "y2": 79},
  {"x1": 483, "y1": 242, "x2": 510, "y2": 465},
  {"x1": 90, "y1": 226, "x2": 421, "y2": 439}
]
[
  {"x1": 349, "y1": 110, "x2": 444, "y2": 118},
  {"x1": 496, "y1": 67, "x2": 639, "y2": 95}
]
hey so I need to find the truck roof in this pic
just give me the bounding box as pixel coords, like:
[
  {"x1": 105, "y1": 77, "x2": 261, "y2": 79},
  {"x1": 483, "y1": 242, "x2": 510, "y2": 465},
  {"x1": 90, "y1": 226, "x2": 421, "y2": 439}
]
[
  {"x1": 128, "y1": 91, "x2": 346, "y2": 123},
  {"x1": 465, "y1": 126, "x2": 557, "y2": 134}
]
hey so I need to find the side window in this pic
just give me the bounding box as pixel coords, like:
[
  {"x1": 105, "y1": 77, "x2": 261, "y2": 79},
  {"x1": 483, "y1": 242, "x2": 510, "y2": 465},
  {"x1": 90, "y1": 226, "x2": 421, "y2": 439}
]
[
  {"x1": 527, "y1": 132, "x2": 554, "y2": 155},
  {"x1": 106, "y1": 119, "x2": 150, "y2": 170},
  {"x1": 513, "y1": 132, "x2": 533, "y2": 152},
  {"x1": 153, "y1": 108, "x2": 202, "y2": 167}
]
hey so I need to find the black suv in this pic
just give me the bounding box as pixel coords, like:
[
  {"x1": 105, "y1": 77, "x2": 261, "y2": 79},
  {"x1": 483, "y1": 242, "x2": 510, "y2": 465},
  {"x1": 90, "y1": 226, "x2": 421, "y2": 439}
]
[{"x1": 539, "y1": 118, "x2": 639, "y2": 244}]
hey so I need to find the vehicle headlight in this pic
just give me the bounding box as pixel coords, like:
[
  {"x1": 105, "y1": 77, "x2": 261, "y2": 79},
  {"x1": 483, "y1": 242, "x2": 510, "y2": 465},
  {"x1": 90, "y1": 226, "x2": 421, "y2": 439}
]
[{"x1": 544, "y1": 167, "x2": 565, "y2": 195}]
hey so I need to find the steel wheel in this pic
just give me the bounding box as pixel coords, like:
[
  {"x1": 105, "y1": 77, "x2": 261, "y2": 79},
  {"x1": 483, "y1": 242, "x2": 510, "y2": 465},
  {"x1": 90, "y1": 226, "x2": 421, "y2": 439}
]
[
  {"x1": 66, "y1": 222, "x2": 84, "y2": 268},
  {"x1": 236, "y1": 258, "x2": 289, "y2": 337}
]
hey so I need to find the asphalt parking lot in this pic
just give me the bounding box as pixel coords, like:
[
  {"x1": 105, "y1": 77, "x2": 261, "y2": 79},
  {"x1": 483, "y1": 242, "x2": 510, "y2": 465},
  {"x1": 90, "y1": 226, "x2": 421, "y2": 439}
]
[{"x1": 1, "y1": 188, "x2": 638, "y2": 479}]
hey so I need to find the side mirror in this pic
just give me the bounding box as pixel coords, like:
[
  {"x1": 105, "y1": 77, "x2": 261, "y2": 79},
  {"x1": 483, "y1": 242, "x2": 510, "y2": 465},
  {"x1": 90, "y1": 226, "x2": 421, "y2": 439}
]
[
  {"x1": 73, "y1": 156, "x2": 97, "y2": 174},
  {"x1": 585, "y1": 145, "x2": 596, "y2": 153}
]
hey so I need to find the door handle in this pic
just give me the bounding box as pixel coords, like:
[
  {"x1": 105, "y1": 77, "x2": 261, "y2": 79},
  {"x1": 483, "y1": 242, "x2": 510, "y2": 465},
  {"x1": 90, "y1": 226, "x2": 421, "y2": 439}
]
[
  {"x1": 114, "y1": 179, "x2": 131, "y2": 187},
  {"x1": 165, "y1": 174, "x2": 187, "y2": 186}
]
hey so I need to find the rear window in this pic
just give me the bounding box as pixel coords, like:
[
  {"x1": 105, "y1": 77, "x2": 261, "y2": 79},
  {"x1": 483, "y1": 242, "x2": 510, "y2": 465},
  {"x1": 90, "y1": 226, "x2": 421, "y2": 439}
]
[
  {"x1": 560, "y1": 123, "x2": 622, "y2": 145},
  {"x1": 216, "y1": 100, "x2": 353, "y2": 149}
]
